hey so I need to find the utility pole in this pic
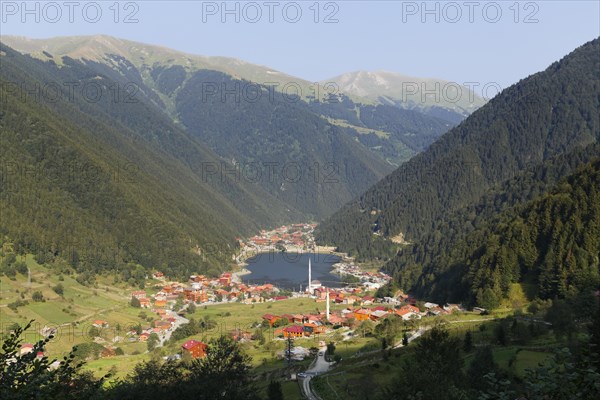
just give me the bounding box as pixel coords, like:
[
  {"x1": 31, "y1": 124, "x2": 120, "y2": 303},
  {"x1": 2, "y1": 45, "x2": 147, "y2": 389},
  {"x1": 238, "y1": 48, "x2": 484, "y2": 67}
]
[
  {"x1": 326, "y1": 287, "x2": 330, "y2": 322},
  {"x1": 308, "y1": 258, "x2": 312, "y2": 295}
]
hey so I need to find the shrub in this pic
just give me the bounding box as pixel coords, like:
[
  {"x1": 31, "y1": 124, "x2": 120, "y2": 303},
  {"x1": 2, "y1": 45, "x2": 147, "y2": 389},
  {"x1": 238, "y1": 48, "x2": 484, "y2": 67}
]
[
  {"x1": 32, "y1": 291, "x2": 44, "y2": 302},
  {"x1": 53, "y1": 283, "x2": 64, "y2": 296}
]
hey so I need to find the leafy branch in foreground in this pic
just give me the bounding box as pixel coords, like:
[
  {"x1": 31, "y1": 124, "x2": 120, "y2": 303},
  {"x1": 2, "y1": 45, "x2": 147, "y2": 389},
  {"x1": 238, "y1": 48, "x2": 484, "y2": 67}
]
[{"x1": 0, "y1": 320, "x2": 106, "y2": 399}]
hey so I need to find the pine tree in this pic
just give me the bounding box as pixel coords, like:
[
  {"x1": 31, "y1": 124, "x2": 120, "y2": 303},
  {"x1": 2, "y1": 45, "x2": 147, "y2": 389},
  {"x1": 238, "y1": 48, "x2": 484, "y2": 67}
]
[{"x1": 463, "y1": 331, "x2": 473, "y2": 352}]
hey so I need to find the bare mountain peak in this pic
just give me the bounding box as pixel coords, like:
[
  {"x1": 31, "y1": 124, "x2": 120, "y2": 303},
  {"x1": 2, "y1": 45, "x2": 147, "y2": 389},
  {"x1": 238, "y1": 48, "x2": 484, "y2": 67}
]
[{"x1": 323, "y1": 69, "x2": 486, "y2": 114}]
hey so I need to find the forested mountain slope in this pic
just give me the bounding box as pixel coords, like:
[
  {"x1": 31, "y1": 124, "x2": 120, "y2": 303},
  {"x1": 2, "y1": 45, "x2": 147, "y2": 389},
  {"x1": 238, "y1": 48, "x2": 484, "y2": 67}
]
[
  {"x1": 0, "y1": 44, "x2": 300, "y2": 278},
  {"x1": 3, "y1": 35, "x2": 461, "y2": 216},
  {"x1": 174, "y1": 70, "x2": 394, "y2": 217},
  {"x1": 316, "y1": 38, "x2": 600, "y2": 260},
  {"x1": 384, "y1": 145, "x2": 600, "y2": 305}
]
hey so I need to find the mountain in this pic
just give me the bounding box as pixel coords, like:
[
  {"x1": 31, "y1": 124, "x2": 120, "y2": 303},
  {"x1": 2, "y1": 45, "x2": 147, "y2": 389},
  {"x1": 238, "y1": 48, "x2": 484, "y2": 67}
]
[
  {"x1": 2, "y1": 35, "x2": 460, "y2": 215},
  {"x1": 323, "y1": 70, "x2": 487, "y2": 123},
  {"x1": 173, "y1": 70, "x2": 395, "y2": 217},
  {"x1": 316, "y1": 38, "x2": 600, "y2": 264},
  {"x1": 0, "y1": 43, "x2": 303, "y2": 278},
  {"x1": 384, "y1": 144, "x2": 600, "y2": 305},
  {"x1": 0, "y1": 35, "x2": 311, "y2": 98}
]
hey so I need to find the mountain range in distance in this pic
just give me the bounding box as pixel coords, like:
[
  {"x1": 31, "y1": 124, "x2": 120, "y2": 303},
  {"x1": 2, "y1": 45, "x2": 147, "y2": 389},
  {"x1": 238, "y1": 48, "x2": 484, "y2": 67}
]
[
  {"x1": 2, "y1": 35, "x2": 486, "y2": 121},
  {"x1": 325, "y1": 70, "x2": 486, "y2": 123},
  {"x1": 1, "y1": 35, "x2": 481, "y2": 220}
]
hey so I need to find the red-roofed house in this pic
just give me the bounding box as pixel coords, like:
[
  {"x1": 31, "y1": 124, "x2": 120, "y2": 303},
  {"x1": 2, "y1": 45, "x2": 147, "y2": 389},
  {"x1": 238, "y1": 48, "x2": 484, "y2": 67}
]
[
  {"x1": 370, "y1": 310, "x2": 389, "y2": 320},
  {"x1": 354, "y1": 309, "x2": 372, "y2": 321},
  {"x1": 153, "y1": 272, "x2": 165, "y2": 280},
  {"x1": 313, "y1": 287, "x2": 328, "y2": 300},
  {"x1": 395, "y1": 305, "x2": 421, "y2": 320},
  {"x1": 93, "y1": 320, "x2": 108, "y2": 328},
  {"x1": 292, "y1": 314, "x2": 305, "y2": 323},
  {"x1": 262, "y1": 314, "x2": 280, "y2": 326},
  {"x1": 219, "y1": 273, "x2": 232, "y2": 286},
  {"x1": 181, "y1": 340, "x2": 208, "y2": 359},
  {"x1": 404, "y1": 304, "x2": 420, "y2": 313},
  {"x1": 101, "y1": 347, "x2": 116, "y2": 358},
  {"x1": 281, "y1": 314, "x2": 295, "y2": 323},
  {"x1": 139, "y1": 298, "x2": 151, "y2": 308},
  {"x1": 155, "y1": 308, "x2": 167, "y2": 317},
  {"x1": 154, "y1": 320, "x2": 172, "y2": 331},
  {"x1": 327, "y1": 314, "x2": 345, "y2": 325},
  {"x1": 283, "y1": 325, "x2": 304, "y2": 338},
  {"x1": 306, "y1": 314, "x2": 322, "y2": 323},
  {"x1": 230, "y1": 329, "x2": 253, "y2": 342},
  {"x1": 362, "y1": 296, "x2": 375, "y2": 305},
  {"x1": 304, "y1": 323, "x2": 324, "y2": 335},
  {"x1": 131, "y1": 291, "x2": 147, "y2": 299}
]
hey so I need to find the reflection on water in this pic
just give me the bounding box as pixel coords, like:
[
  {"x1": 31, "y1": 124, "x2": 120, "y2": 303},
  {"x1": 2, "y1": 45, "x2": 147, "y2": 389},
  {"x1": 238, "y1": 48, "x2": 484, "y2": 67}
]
[{"x1": 243, "y1": 252, "x2": 342, "y2": 290}]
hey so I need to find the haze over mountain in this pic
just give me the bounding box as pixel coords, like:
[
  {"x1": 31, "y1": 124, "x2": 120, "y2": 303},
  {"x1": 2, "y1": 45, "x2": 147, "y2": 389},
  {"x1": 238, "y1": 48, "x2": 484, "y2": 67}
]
[
  {"x1": 2, "y1": 35, "x2": 471, "y2": 217},
  {"x1": 324, "y1": 70, "x2": 486, "y2": 123}
]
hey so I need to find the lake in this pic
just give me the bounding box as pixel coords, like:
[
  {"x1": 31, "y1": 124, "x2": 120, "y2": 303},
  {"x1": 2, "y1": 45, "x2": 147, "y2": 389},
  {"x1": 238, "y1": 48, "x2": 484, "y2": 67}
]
[{"x1": 243, "y1": 252, "x2": 342, "y2": 290}]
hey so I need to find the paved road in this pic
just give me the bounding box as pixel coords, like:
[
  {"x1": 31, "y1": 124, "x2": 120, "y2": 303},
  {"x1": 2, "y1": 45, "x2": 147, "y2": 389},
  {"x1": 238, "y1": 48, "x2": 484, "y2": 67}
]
[
  {"x1": 300, "y1": 347, "x2": 330, "y2": 400},
  {"x1": 160, "y1": 309, "x2": 189, "y2": 346},
  {"x1": 301, "y1": 328, "x2": 427, "y2": 399}
]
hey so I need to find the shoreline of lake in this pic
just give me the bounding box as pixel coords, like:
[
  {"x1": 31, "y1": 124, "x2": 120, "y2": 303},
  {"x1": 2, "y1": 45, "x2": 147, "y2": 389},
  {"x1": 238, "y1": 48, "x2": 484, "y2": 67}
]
[{"x1": 242, "y1": 252, "x2": 343, "y2": 290}]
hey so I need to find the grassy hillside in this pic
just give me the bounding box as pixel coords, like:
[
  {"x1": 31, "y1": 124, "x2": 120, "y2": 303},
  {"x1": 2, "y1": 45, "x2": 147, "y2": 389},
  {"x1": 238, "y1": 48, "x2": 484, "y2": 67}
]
[{"x1": 0, "y1": 255, "x2": 147, "y2": 363}]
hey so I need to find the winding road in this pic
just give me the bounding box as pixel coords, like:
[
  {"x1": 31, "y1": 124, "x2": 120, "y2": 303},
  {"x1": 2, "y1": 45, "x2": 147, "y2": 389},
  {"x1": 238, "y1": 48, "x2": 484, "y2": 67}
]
[
  {"x1": 301, "y1": 328, "x2": 429, "y2": 399},
  {"x1": 299, "y1": 347, "x2": 330, "y2": 400}
]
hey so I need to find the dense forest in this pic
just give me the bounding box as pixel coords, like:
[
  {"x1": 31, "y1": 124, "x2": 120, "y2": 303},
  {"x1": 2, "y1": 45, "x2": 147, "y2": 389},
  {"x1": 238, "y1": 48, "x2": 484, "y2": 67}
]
[
  {"x1": 389, "y1": 158, "x2": 600, "y2": 306},
  {"x1": 0, "y1": 44, "x2": 302, "y2": 279},
  {"x1": 316, "y1": 38, "x2": 600, "y2": 262}
]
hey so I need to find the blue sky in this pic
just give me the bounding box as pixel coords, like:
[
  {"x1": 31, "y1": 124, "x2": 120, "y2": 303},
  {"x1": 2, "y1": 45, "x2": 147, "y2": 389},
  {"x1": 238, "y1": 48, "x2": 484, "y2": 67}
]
[{"x1": 1, "y1": 1, "x2": 599, "y2": 88}]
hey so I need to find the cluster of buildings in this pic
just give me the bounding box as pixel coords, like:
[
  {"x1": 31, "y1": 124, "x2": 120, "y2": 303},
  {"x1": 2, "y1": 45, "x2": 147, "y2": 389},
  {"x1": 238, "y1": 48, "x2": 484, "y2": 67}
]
[
  {"x1": 258, "y1": 293, "x2": 465, "y2": 340},
  {"x1": 240, "y1": 223, "x2": 317, "y2": 253},
  {"x1": 121, "y1": 247, "x2": 466, "y2": 359},
  {"x1": 182, "y1": 273, "x2": 280, "y2": 304},
  {"x1": 331, "y1": 261, "x2": 392, "y2": 290},
  {"x1": 132, "y1": 272, "x2": 281, "y2": 310},
  {"x1": 126, "y1": 313, "x2": 179, "y2": 343},
  {"x1": 127, "y1": 271, "x2": 286, "y2": 343}
]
